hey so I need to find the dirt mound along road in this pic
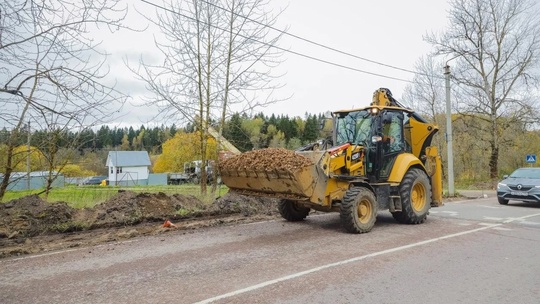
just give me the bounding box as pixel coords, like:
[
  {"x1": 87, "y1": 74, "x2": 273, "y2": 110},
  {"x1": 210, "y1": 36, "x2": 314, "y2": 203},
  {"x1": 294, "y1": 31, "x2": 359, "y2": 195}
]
[
  {"x1": 0, "y1": 195, "x2": 76, "y2": 238},
  {"x1": 0, "y1": 191, "x2": 280, "y2": 259}
]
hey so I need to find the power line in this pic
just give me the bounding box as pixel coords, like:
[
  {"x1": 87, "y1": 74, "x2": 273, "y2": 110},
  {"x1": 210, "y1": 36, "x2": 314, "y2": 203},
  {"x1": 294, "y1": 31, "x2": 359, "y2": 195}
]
[
  {"x1": 198, "y1": 0, "x2": 421, "y2": 76},
  {"x1": 138, "y1": 0, "x2": 413, "y2": 83}
]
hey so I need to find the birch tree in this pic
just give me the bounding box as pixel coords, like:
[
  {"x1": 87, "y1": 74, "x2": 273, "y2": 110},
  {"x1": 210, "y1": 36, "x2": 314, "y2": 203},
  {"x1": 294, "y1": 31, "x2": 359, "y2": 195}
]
[
  {"x1": 0, "y1": 0, "x2": 129, "y2": 198},
  {"x1": 424, "y1": 0, "x2": 540, "y2": 179},
  {"x1": 134, "y1": 0, "x2": 285, "y2": 194},
  {"x1": 401, "y1": 56, "x2": 448, "y2": 179}
]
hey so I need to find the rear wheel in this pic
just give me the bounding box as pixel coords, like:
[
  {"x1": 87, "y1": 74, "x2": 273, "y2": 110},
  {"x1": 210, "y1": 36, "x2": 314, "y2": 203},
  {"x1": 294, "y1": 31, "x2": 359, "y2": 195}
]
[
  {"x1": 278, "y1": 199, "x2": 310, "y2": 221},
  {"x1": 340, "y1": 187, "x2": 378, "y2": 233},
  {"x1": 498, "y1": 197, "x2": 509, "y2": 205},
  {"x1": 393, "y1": 168, "x2": 431, "y2": 224}
]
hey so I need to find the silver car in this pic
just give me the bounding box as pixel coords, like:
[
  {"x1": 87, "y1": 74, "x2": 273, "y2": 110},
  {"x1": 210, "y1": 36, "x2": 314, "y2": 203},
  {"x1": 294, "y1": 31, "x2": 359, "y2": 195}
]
[{"x1": 497, "y1": 167, "x2": 540, "y2": 205}]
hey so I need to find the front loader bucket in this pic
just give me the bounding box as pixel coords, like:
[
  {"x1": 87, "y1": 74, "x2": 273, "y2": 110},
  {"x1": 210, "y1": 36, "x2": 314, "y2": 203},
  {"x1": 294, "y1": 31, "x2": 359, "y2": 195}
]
[{"x1": 219, "y1": 148, "x2": 327, "y2": 200}]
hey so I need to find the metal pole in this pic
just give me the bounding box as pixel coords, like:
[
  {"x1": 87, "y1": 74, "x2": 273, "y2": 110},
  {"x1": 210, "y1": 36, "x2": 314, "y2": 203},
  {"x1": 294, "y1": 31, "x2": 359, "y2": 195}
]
[
  {"x1": 27, "y1": 121, "x2": 31, "y2": 190},
  {"x1": 444, "y1": 65, "x2": 455, "y2": 196}
]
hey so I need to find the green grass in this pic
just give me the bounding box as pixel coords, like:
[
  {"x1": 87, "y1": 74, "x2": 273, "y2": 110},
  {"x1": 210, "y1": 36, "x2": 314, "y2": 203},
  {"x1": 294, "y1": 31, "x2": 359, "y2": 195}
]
[{"x1": 1, "y1": 184, "x2": 229, "y2": 209}]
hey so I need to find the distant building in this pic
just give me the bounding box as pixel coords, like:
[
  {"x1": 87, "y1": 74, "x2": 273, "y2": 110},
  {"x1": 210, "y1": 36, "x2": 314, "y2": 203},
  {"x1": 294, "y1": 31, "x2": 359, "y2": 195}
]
[
  {"x1": 0, "y1": 171, "x2": 64, "y2": 191},
  {"x1": 106, "y1": 151, "x2": 151, "y2": 186}
]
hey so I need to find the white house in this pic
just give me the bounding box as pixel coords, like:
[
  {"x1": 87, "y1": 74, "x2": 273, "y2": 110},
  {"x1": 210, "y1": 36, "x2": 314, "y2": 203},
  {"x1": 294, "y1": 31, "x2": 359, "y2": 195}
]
[{"x1": 106, "y1": 151, "x2": 151, "y2": 186}]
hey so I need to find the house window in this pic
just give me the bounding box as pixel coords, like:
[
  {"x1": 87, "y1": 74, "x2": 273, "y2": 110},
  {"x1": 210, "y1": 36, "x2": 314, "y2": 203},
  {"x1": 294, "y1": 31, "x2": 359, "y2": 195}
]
[
  {"x1": 110, "y1": 168, "x2": 113, "y2": 174},
  {"x1": 116, "y1": 167, "x2": 123, "y2": 173}
]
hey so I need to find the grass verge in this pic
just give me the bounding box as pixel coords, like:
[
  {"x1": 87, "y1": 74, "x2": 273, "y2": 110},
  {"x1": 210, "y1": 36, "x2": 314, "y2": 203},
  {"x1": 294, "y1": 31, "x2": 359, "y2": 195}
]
[{"x1": 1, "y1": 184, "x2": 229, "y2": 208}]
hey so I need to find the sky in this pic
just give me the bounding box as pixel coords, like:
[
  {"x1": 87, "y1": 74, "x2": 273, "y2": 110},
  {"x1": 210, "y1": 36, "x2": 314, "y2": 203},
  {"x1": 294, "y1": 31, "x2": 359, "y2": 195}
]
[{"x1": 99, "y1": 0, "x2": 451, "y2": 127}]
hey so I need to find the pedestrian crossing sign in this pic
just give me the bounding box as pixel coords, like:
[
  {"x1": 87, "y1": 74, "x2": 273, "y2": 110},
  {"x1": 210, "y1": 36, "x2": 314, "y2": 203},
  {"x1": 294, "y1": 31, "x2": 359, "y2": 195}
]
[{"x1": 526, "y1": 154, "x2": 536, "y2": 163}]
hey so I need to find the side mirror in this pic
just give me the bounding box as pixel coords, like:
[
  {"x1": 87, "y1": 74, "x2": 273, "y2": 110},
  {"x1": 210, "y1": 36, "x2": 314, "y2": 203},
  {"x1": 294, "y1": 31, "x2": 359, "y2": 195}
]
[{"x1": 503, "y1": 175, "x2": 508, "y2": 179}]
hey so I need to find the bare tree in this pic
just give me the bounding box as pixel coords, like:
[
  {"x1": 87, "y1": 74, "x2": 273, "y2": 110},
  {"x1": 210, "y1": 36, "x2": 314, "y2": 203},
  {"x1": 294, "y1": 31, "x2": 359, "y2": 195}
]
[
  {"x1": 32, "y1": 110, "x2": 99, "y2": 197},
  {"x1": 133, "y1": 0, "x2": 285, "y2": 194},
  {"x1": 402, "y1": 56, "x2": 447, "y2": 123},
  {"x1": 402, "y1": 55, "x2": 447, "y2": 177},
  {"x1": 424, "y1": 0, "x2": 540, "y2": 179},
  {"x1": 0, "y1": 0, "x2": 129, "y2": 198}
]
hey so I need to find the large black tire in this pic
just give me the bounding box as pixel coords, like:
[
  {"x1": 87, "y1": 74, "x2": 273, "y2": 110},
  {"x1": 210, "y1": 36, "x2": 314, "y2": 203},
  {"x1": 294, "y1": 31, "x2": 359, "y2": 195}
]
[
  {"x1": 340, "y1": 187, "x2": 378, "y2": 234},
  {"x1": 392, "y1": 168, "x2": 431, "y2": 224},
  {"x1": 278, "y1": 199, "x2": 310, "y2": 221},
  {"x1": 498, "y1": 197, "x2": 509, "y2": 205}
]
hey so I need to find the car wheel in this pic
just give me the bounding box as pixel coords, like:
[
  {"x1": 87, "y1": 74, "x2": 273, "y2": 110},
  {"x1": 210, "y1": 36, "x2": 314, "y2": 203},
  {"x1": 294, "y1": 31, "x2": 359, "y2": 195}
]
[{"x1": 497, "y1": 197, "x2": 509, "y2": 205}]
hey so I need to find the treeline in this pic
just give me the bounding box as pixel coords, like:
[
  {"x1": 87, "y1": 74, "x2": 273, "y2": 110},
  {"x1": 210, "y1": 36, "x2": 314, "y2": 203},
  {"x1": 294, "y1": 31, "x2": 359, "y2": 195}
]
[
  {"x1": 0, "y1": 112, "x2": 327, "y2": 155},
  {"x1": 0, "y1": 124, "x2": 179, "y2": 154},
  {"x1": 3, "y1": 111, "x2": 538, "y2": 185},
  {"x1": 222, "y1": 113, "x2": 327, "y2": 152}
]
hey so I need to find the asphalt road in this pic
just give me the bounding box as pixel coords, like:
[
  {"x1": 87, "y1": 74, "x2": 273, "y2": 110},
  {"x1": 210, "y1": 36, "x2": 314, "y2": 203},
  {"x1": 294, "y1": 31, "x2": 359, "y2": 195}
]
[{"x1": 1, "y1": 194, "x2": 540, "y2": 304}]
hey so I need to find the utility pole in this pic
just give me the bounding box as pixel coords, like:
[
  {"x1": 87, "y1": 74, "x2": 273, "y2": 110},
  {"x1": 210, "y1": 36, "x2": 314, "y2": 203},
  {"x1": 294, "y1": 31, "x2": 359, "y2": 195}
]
[
  {"x1": 444, "y1": 64, "x2": 455, "y2": 196},
  {"x1": 27, "y1": 120, "x2": 31, "y2": 190}
]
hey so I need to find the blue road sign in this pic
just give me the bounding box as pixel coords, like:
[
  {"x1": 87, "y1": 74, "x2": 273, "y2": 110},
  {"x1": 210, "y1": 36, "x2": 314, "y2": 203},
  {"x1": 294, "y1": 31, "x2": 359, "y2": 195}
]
[{"x1": 526, "y1": 154, "x2": 536, "y2": 163}]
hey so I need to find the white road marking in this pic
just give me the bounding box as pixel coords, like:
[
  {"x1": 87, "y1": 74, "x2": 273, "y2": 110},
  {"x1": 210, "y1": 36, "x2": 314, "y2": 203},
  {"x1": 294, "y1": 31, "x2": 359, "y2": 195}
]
[
  {"x1": 430, "y1": 210, "x2": 458, "y2": 216},
  {"x1": 479, "y1": 222, "x2": 496, "y2": 226},
  {"x1": 443, "y1": 211, "x2": 459, "y2": 216},
  {"x1": 492, "y1": 227, "x2": 512, "y2": 231},
  {"x1": 480, "y1": 205, "x2": 501, "y2": 209},
  {"x1": 450, "y1": 197, "x2": 492, "y2": 204},
  {"x1": 198, "y1": 211, "x2": 540, "y2": 303},
  {"x1": 503, "y1": 212, "x2": 540, "y2": 223},
  {"x1": 2, "y1": 239, "x2": 141, "y2": 262},
  {"x1": 483, "y1": 217, "x2": 505, "y2": 221},
  {"x1": 195, "y1": 223, "x2": 502, "y2": 304},
  {"x1": 5, "y1": 248, "x2": 81, "y2": 261}
]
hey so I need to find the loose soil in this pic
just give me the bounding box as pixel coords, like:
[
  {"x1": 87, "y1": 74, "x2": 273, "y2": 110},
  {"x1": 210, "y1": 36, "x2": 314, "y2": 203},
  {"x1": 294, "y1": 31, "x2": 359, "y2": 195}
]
[
  {"x1": 220, "y1": 148, "x2": 313, "y2": 171},
  {"x1": 0, "y1": 191, "x2": 280, "y2": 259},
  {"x1": 0, "y1": 147, "x2": 477, "y2": 259},
  {"x1": 1, "y1": 148, "x2": 316, "y2": 259}
]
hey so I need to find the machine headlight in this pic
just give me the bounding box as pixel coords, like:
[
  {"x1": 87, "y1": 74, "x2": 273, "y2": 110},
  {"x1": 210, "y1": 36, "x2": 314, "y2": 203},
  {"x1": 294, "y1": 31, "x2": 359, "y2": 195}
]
[{"x1": 497, "y1": 183, "x2": 507, "y2": 189}]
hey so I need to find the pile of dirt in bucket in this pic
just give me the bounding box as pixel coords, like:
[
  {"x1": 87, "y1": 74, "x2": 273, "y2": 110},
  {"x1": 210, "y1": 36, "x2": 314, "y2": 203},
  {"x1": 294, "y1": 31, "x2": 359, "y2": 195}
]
[
  {"x1": 220, "y1": 148, "x2": 314, "y2": 171},
  {"x1": 0, "y1": 191, "x2": 280, "y2": 258}
]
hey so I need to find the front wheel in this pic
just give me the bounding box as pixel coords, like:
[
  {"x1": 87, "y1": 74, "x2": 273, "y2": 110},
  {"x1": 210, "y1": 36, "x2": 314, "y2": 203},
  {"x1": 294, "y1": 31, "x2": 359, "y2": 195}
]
[
  {"x1": 393, "y1": 168, "x2": 431, "y2": 224},
  {"x1": 498, "y1": 197, "x2": 509, "y2": 205},
  {"x1": 340, "y1": 187, "x2": 378, "y2": 233},
  {"x1": 278, "y1": 199, "x2": 310, "y2": 221}
]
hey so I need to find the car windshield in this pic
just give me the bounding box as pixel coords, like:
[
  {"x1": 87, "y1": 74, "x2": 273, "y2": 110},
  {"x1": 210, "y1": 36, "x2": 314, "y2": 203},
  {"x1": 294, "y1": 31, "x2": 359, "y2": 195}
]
[
  {"x1": 335, "y1": 110, "x2": 372, "y2": 145},
  {"x1": 509, "y1": 168, "x2": 540, "y2": 179}
]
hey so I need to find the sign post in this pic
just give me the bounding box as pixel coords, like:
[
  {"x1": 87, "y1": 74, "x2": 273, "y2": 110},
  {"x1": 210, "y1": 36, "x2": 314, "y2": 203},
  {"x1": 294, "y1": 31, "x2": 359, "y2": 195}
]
[{"x1": 526, "y1": 154, "x2": 536, "y2": 167}]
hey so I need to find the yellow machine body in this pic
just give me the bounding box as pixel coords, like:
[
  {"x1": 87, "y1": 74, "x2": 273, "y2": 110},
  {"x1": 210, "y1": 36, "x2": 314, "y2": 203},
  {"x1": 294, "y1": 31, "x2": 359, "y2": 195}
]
[{"x1": 220, "y1": 88, "x2": 444, "y2": 233}]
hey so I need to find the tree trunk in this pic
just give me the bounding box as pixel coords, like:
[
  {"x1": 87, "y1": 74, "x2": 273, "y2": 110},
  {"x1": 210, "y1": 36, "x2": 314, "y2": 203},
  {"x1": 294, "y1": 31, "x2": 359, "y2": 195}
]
[
  {"x1": 489, "y1": 143, "x2": 499, "y2": 179},
  {"x1": 0, "y1": 145, "x2": 15, "y2": 199}
]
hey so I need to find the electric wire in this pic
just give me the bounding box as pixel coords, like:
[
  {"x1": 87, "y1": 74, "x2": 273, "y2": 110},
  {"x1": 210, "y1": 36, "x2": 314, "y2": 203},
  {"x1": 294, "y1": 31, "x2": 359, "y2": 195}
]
[
  {"x1": 139, "y1": 0, "x2": 414, "y2": 83},
  {"x1": 198, "y1": 0, "x2": 422, "y2": 76}
]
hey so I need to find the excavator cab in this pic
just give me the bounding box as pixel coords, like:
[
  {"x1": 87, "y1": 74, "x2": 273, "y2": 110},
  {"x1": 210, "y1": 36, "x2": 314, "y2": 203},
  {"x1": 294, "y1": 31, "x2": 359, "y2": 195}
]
[{"x1": 333, "y1": 107, "x2": 411, "y2": 182}]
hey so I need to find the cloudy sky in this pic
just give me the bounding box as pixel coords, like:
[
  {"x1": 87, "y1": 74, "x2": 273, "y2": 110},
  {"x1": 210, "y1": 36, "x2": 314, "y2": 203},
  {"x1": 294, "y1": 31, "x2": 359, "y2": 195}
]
[{"x1": 99, "y1": 0, "x2": 451, "y2": 127}]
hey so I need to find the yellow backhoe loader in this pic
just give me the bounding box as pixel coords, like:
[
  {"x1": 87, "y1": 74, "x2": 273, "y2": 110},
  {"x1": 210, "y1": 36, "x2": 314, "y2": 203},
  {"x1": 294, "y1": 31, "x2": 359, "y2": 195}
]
[{"x1": 220, "y1": 88, "x2": 443, "y2": 233}]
